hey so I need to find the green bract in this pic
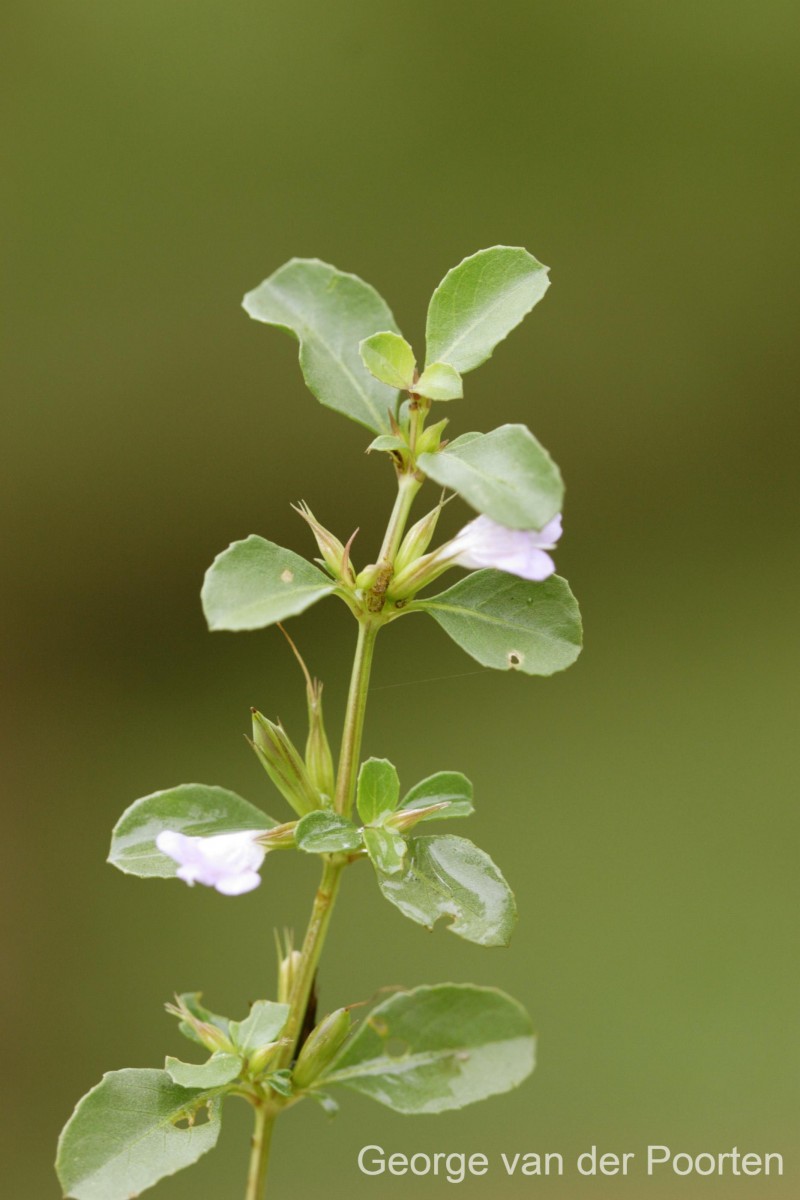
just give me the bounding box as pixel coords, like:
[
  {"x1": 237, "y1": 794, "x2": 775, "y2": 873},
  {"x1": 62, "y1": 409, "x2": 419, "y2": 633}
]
[
  {"x1": 418, "y1": 423, "x2": 563, "y2": 530},
  {"x1": 243, "y1": 258, "x2": 400, "y2": 432},
  {"x1": 202, "y1": 535, "x2": 335, "y2": 632},
  {"x1": 377, "y1": 834, "x2": 516, "y2": 946},
  {"x1": 56, "y1": 1069, "x2": 223, "y2": 1200},
  {"x1": 108, "y1": 784, "x2": 276, "y2": 878},
  {"x1": 165, "y1": 1054, "x2": 242, "y2": 1089},
  {"x1": 317, "y1": 984, "x2": 535, "y2": 1114},
  {"x1": 425, "y1": 246, "x2": 549, "y2": 373},
  {"x1": 417, "y1": 571, "x2": 583, "y2": 675}
]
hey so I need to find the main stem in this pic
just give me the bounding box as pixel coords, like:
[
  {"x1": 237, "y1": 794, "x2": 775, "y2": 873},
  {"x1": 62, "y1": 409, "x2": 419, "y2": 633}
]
[{"x1": 245, "y1": 473, "x2": 419, "y2": 1199}]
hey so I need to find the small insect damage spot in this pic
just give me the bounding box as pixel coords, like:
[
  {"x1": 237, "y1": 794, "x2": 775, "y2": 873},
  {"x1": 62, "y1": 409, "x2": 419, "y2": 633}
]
[
  {"x1": 172, "y1": 1101, "x2": 213, "y2": 1131},
  {"x1": 280, "y1": 569, "x2": 294, "y2": 584},
  {"x1": 384, "y1": 1037, "x2": 410, "y2": 1059},
  {"x1": 507, "y1": 650, "x2": 523, "y2": 669}
]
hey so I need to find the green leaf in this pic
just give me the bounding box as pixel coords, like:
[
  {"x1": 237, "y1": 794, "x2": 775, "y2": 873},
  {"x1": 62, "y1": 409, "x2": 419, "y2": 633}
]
[
  {"x1": 356, "y1": 757, "x2": 400, "y2": 826},
  {"x1": 417, "y1": 571, "x2": 582, "y2": 676},
  {"x1": 108, "y1": 785, "x2": 276, "y2": 879},
  {"x1": 243, "y1": 258, "x2": 401, "y2": 432},
  {"x1": 415, "y1": 361, "x2": 463, "y2": 401},
  {"x1": 318, "y1": 984, "x2": 534, "y2": 1114},
  {"x1": 56, "y1": 1069, "x2": 222, "y2": 1200},
  {"x1": 165, "y1": 1054, "x2": 241, "y2": 1089},
  {"x1": 377, "y1": 834, "x2": 516, "y2": 946},
  {"x1": 425, "y1": 246, "x2": 549, "y2": 374},
  {"x1": 295, "y1": 811, "x2": 363, "y2": 854},
  {"x1": 266, "y1": 1069, "x2": 294, "y2": 1097},
  {"x1": 230, "y1": 1001, "x2": 289, "y2": 1053},
  {"x1": 418, "y1": 424, "x2": 563, "y2": 530},
  {"x1": 399, "y1": 771, "x2": 474, "y2": 820},
  {"x1": 202, "y1": 535, "x2": 335, "y2": 632},
  {"x1": 363, "y1": 826, "x2": 406, "y2": 875},
  {"x1": 367, "y1": 433, "x2": 405, "y2": 453},
  {"x1": 359, "y1": 331, "x2": 416, "y2": 390}
]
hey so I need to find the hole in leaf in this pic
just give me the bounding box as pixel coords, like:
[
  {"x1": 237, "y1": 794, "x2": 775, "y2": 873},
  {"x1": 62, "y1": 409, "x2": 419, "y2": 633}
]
[{"x1": 507, "y1": 651, "x2": 523, "y2": 668}]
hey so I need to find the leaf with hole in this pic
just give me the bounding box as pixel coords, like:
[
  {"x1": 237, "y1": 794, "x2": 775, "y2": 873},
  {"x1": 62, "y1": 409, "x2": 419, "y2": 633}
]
[
  {"x1": 56, "y1": 1069, "x2": 223, "y2": 1200},
  {"x1": 202, "y1": 535, "x2": 335, "y2": 632},
  {"x1": 316, "y1": 983, "x2": 535, "y2": 1113},
  {"x1": 243, "y1": 258, "x2": 401, "y2": 432},
  {"x1": 418, "y1": 424, "x2": 563, "y2": 530},
  {"x1": 425, "y1": 246, "x2": 549, "y2": 374},
  {"x1": 376, "y1": 834, "x2": 516, "y2": 946},
  {"x1": 108, "y1": 785, "x2": 276, "y2": 879},
  {"x1": 416, "y1": 570, "x2": 582, "y2": 675}
]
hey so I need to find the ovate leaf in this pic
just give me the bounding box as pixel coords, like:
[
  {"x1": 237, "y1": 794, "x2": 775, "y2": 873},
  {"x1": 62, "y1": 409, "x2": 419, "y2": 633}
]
[
  {"x1": 425, "y1": 247, "x2": 549, "y2": 374},
  {"x1": 417, "y1": 571, "x2": 582, "y2": 675},
  {"x1": 363, "y1": 826, "x2": 406, "y2": 875},
  {"x1": 415, "y1": 361, "x2": 463, "y2": 400},
  {"x1": 376, "y1": 834, "x2": 516, "y2": 946},
  {"x1": 56, "y1": 1069, "x2": 222, "y2": 1200},
  {"x1": 109, "y1": 784, "x2": 276, "y2": 879},
  {"x1": 230, "y1": 1001, "x2": 289, "y2": 1053},
  {"x1": 243, "y1": 258, "x2": 400, "y2": 432},
  {"x1": 418, "y1": 424, "x2": 563, "y2": 530},
  {"x1": 359, "y1": 331, "x2": 416, "y2": 390},
  {"x1": 399, "y1": 771, "x2": 474, "y2": 820},
  {"x1": 165, "y1": 1054, "x2": 241, "y2": 1089},
  {"x1": 356, "y1": 757, "x2": 400, "y2": 826},
  {"x1": 295, "y1": 811, "x2": 363, "y2": 854},
  {"x1": 318, "y1": 984, "x2": 534, "y2": 1113},
  {"x1": 202, "y1": 535, "x2": 335, "y2": 632}
]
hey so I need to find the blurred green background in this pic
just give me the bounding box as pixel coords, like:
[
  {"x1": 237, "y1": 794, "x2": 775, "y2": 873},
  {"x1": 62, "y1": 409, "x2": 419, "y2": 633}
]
[{"x1": 4, "y1": 1, "x2": 799, "y2": 1196}]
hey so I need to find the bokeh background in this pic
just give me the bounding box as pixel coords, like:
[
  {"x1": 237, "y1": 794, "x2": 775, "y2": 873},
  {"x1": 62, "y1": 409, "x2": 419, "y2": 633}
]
[{"x1": 4, "y1": 2, "x2": 799, "y2": 1197}]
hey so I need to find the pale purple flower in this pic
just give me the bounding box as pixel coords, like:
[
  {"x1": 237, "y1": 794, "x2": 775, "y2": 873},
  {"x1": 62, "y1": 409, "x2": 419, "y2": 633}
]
[
  {"x1": 156, "y1": 828, "x2": 268, "y2": 896},
  {"x1": 449, "y1": 513, "x2": 563, "y2": 581}
]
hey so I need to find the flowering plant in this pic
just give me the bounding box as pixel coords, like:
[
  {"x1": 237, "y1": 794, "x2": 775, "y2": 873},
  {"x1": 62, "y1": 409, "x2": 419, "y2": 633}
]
[{"x1": 56, "y1": 247, "x2": 583, "y2": 1199}]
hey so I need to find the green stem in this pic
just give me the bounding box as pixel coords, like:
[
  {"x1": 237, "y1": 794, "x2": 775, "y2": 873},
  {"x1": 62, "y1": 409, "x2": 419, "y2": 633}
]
[
  {"x1": 279, "y1": 857, "x2": 343, "y2": 1058},
  {"x1": 378, "y1": 471, "x2": 422, "y2": 563},
  {"x1": 245, "y1": 1104, "x2": 276, "y2": 1200},
  {"x1": 334, "y1": 620, "x2": 379, "y2": 817}
]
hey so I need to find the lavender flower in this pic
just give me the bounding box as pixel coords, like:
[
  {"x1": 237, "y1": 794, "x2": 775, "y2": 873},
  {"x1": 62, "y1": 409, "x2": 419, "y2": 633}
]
[
  {"x1": 155, "y1": 829, "x2": 268, "y2": 895},
  {"x1": 448, "y1": 513, "x2": 562, "y2": 581}
]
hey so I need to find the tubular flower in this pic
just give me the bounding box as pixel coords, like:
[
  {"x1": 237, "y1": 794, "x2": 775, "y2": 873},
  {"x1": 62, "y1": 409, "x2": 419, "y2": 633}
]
[
  {"x1": 155, "y1": 829, "x2": 268, "y2": 895},
  {"x1": 448, "y1": 513, "x2": 563, "y2": 581}
]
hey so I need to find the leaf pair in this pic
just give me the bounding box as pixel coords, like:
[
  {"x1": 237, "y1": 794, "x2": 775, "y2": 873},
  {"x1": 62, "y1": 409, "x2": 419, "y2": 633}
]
[
  {"x1": 243, "y1": 247, "x2": 549, "y2": 432},
  {"x1": 57, "y1": 985, "x2": 535, "y2": 1198}
]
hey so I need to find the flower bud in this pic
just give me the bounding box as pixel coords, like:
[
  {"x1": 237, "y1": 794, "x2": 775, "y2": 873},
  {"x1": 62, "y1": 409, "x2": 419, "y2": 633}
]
[
  {"x1": 248, "y1": 1040, "x2": 281, "y2": 1076},
  {"x1": 385, "y1": 801, "x2": 450, "y2": 833},
  {"x1": 277, "y1": 949, "x2": 302, "y2": 1005},
  {"x1": 393, "y1": 505, "x2": 443, "y2": 575},
  {"x1": 251, "y1": 711, "x2": 321, "y2": 817},
  {"x1": 293, "y1": 501, "x2": 355, "y2": 584},
  {"x1": 387, "y1": 547, "x2": 452, "y2": 602},
  {"x1": 257, "y1": 821, "x2": 298, "y2": 850},
  {"x1": 292, "y1": 1008, "x2": 352, "y2": 1090},
  {"x1": 304, "y1": 679, "x2": 336, "y2": 801},
  {"x1": 415, "y1": 417, "x2": 449, "y2": 456},
  {"x1": 165, "y1": 997, "x2": 234, "y2": 1054}
]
